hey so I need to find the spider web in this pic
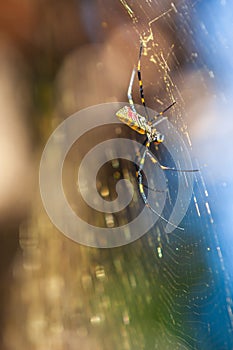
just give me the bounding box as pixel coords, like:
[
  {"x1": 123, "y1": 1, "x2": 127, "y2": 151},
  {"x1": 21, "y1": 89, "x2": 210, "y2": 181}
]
[
  {"x1": 7, "y1": 2, "x2": 232, "y2": 349},
  {"x1": 114, "y1": 1, "x2": 233, "y2": 349}
]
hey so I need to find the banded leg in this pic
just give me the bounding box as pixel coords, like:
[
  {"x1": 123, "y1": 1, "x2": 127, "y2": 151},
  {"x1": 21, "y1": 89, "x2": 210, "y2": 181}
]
[
  {"x1": 135, "y1": 140, "x2": 165, "y2": 193},
  {"x1": 127, "y1": 68, "x2": 137, "y2": 113},
  {"x1": 137, "y1": 42, "x2": 149, "y2": 120},
  {"x1": 136, "y1": 147, "x2": 184, "y2": 230},
  {"x1": 134, "y1": 138, "x2": 148, "y2": 164},
  {"x1": 136, "y1": 139, "x2": 159, "y2": 202},
  {"x1": 156, "y1": 101, "x2": 176, "y2": 117},
  {"x1": 147, "y1": 149, "x2": 199, "y2": 172},
  {"x1": 137, "y1": 149, "x2": 149, "y2": 205},
  {"x1": 148, "y1": 102, "x2": 176, "y2": 125}
]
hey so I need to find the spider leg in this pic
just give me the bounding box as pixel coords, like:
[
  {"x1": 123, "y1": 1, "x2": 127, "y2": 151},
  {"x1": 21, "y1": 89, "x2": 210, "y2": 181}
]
[
  {"x1": 156, "y1": 101, "x2": 176, "y2": 117},
  {"x1": 136, "y1": 147, "x2": 184, "y2": 230},
  {"x1": 137, "y1": 42, "x2": 149, "y2": 120},
  {"x1": 127, "y1": 68, "x2": 137, "y2": 113},
  {"x1": 149, "y1": 101, "x2": 176, "y2": 125},
  {"x1": 147, "y1": 149, "x2": 199, "y2": 172},
  {"x1": 137, "y1": 152, "x2": 149, "y2": 203},
  {"x1": 133, "y1": 137, "x2": 151, "y2": 182},
  {"x1": 134, "y1": 138, "x2": 148, "y2": 164},
  {"x1": 150, "y1": 116, "x2": 167, "y2": 127},
  {"x1": 160, "y1": 165, "x2": 199, "y2": 172},
  {"x1": 136, "y1": 150, "x2": 166, "y2": 193},
  {"x1": 137, "y1": 43, "x2": 176, "y2": 123}
]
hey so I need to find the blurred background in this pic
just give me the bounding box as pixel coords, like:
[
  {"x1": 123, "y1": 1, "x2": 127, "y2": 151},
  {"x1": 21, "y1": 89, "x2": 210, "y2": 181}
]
[{"x1": 0, "y1": 0, "x2": 233, "y2": 349}]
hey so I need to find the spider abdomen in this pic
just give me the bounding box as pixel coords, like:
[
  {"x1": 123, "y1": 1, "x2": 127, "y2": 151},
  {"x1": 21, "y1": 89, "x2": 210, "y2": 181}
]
[{"x1": 116, "y1": 106, "x2": 147, "y2": 135}]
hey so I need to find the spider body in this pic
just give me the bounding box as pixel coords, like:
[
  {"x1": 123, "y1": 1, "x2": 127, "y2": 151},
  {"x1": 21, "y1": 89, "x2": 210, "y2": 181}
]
[
  {"x1": 116, "y1": 105, "x2": 164, "y2": 143},
  {"x1": 116, "y1": 42, "x2": 197, "y2": 229},
  {"x1": 116, "y1": 105, "x2": 149, "y2": 135}
]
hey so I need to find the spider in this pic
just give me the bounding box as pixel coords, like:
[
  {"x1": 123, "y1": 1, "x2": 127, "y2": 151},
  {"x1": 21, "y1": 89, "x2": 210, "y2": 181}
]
[{"x1": 116, "y1": 42, "x2": 198, "y2": 228}]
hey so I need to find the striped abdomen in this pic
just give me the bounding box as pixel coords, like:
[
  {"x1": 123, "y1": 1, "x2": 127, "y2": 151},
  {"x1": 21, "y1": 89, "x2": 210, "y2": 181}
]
[{"x1": 116, "y1": 106, "x2": 147, "y2": 135}]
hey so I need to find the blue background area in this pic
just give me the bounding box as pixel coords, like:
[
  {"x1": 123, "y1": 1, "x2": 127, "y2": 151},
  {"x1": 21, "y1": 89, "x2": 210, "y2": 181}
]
[{"x1": 189, "y1": 1, "x2": 233, "y2": 347}]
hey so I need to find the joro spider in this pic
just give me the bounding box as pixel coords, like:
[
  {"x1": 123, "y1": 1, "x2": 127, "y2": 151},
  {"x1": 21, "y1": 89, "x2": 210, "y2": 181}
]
[{"x1": 116, "y1": 42, "x2": 198, "y2": 228}]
